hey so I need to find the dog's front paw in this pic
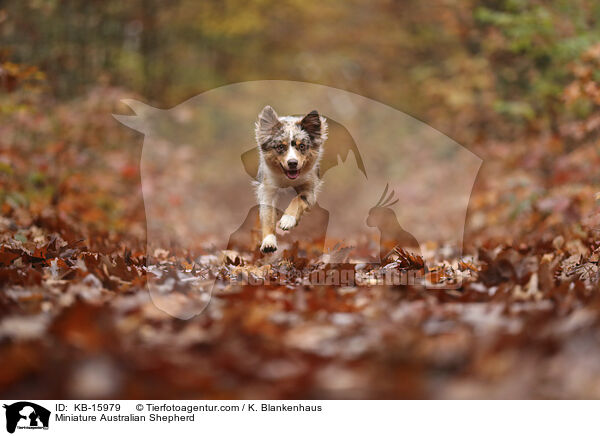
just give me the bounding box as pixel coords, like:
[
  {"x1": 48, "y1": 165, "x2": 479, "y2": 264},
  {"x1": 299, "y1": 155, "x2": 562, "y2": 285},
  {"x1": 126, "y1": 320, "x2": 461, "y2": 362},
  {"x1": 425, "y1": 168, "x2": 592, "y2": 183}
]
[
  {"x1": 278, "y1": 214, "x2": 297, "y2": 231},
  {"x1": 260, "y1": 234, "x2": 278, "y2": 253}
]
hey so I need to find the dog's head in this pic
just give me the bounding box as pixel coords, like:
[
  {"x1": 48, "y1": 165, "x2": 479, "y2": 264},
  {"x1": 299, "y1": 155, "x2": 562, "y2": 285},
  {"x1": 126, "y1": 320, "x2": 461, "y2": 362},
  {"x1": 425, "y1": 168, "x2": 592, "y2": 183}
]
[{"x1": 255, "y1": 106, "x2": 328, "y2": 180}]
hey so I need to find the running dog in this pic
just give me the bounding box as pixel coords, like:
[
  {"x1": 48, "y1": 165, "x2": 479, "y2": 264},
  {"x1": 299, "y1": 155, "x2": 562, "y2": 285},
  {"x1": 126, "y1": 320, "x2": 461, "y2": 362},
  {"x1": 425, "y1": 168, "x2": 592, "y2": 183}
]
[{"x1": 254, "y1": 105, "x2": 328, "y2": 253}]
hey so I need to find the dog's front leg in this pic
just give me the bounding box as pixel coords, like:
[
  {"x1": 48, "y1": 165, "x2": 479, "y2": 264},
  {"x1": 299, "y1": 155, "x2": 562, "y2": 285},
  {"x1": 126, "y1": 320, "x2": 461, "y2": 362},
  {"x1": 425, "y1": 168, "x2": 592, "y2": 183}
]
[
  {"x1": 278, "y1": 190, "x2": 314, "y2": 231},
  {"x1": 259, "y1": 204, "x2": 277, "y2": 253},
  {"x1": 259, "y1": 185, "x2": 278, "y2": 253}
]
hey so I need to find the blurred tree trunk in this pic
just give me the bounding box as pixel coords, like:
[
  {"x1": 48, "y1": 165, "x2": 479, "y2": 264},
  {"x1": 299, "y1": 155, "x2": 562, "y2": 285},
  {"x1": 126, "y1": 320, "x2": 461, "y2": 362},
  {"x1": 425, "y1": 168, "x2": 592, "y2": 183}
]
[{"x1": 141, "y1": 0, "x2": 158, "y2": 99}]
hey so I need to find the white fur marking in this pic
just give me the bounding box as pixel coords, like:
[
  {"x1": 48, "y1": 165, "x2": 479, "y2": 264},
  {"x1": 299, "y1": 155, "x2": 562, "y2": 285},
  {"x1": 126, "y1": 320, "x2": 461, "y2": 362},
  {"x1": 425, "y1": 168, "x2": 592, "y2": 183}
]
[
  {"x1": 278, "y1": 214, "x2": 297, "y2": 230},
  {"x1": 285, "y1": 146, "x2": 298, "y2": 165},
  {"x1": 260, "y1": 234, "x2": 277, "y2": 252}
]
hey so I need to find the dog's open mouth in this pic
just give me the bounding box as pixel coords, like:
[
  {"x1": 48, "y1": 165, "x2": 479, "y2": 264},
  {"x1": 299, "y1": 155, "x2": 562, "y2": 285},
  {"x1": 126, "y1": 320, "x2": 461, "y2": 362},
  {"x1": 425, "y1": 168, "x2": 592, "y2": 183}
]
[{"x1": 282, "y1": 165, "x2": 300, "y2": 180}]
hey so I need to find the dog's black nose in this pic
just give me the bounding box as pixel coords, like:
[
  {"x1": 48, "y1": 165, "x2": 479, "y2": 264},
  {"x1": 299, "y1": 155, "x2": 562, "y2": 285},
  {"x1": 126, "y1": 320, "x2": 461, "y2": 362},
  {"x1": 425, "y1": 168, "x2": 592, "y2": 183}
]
[{"x1": 287, "y1": 159, "x2": 298, "y2": 169}]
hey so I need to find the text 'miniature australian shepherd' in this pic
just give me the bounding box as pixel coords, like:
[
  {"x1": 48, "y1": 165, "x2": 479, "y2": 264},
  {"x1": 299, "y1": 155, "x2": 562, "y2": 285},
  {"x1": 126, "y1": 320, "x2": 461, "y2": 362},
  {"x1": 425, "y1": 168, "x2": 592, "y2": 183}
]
[{"x1": 254, "y1": 105, "x2": 328, "y2": 253}]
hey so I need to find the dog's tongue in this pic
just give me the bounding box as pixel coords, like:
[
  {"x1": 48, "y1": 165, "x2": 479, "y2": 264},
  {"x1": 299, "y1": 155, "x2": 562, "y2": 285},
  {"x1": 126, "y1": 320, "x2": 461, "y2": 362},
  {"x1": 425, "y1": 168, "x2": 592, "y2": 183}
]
[{"x1": 286, "y1": 169, "x2": 299, "y2": 179}]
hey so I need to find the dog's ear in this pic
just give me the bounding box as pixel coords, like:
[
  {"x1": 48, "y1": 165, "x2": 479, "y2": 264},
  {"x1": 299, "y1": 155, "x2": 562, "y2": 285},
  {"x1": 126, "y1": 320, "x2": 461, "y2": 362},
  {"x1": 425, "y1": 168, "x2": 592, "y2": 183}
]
[
  {"x1": 300, "y1": 110, "x2": 322, "y2": 140},
  {"x1": 255, "y1": 105, "x2": 281, "y2": 146}
]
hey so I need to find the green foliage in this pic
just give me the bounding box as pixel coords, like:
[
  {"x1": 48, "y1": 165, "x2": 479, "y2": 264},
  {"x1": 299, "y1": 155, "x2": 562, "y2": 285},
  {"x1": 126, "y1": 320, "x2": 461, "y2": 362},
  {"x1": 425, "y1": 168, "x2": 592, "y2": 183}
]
[
  {"x1": 2, "y1": 0, "x2": 600, "y2": 138},
  {"x1": 474, "y1": 0, "x2": 600, "y2": 128}
]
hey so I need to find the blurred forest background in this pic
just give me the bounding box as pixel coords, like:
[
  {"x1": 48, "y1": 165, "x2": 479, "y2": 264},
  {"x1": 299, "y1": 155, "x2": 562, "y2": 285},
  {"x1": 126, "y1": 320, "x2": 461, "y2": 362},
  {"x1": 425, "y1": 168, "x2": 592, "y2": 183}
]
[
  {"x1": 4, "y1": 0, "x2": 600, "y2": 139},
  {"x1": 4, "y1": 0, "x2": 600, "y2": 399}
]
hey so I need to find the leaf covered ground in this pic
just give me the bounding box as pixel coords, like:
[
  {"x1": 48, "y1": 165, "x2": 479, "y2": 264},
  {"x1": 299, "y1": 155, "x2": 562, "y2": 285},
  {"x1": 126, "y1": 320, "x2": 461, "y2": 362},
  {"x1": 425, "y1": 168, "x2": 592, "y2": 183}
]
[{"x1": 3, "y1": 88, "x2": 600, "y2": 399}]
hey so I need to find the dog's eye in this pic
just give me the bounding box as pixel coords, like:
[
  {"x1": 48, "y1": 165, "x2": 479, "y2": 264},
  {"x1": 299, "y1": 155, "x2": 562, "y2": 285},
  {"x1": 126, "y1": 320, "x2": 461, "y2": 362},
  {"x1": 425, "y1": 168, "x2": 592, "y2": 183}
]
[
  {"x1": 297, "y1": 142, "x2": 307, "y2": 152},
  {"x1": 276, "y1": 144, "x2": 285, "y2": 153}
]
